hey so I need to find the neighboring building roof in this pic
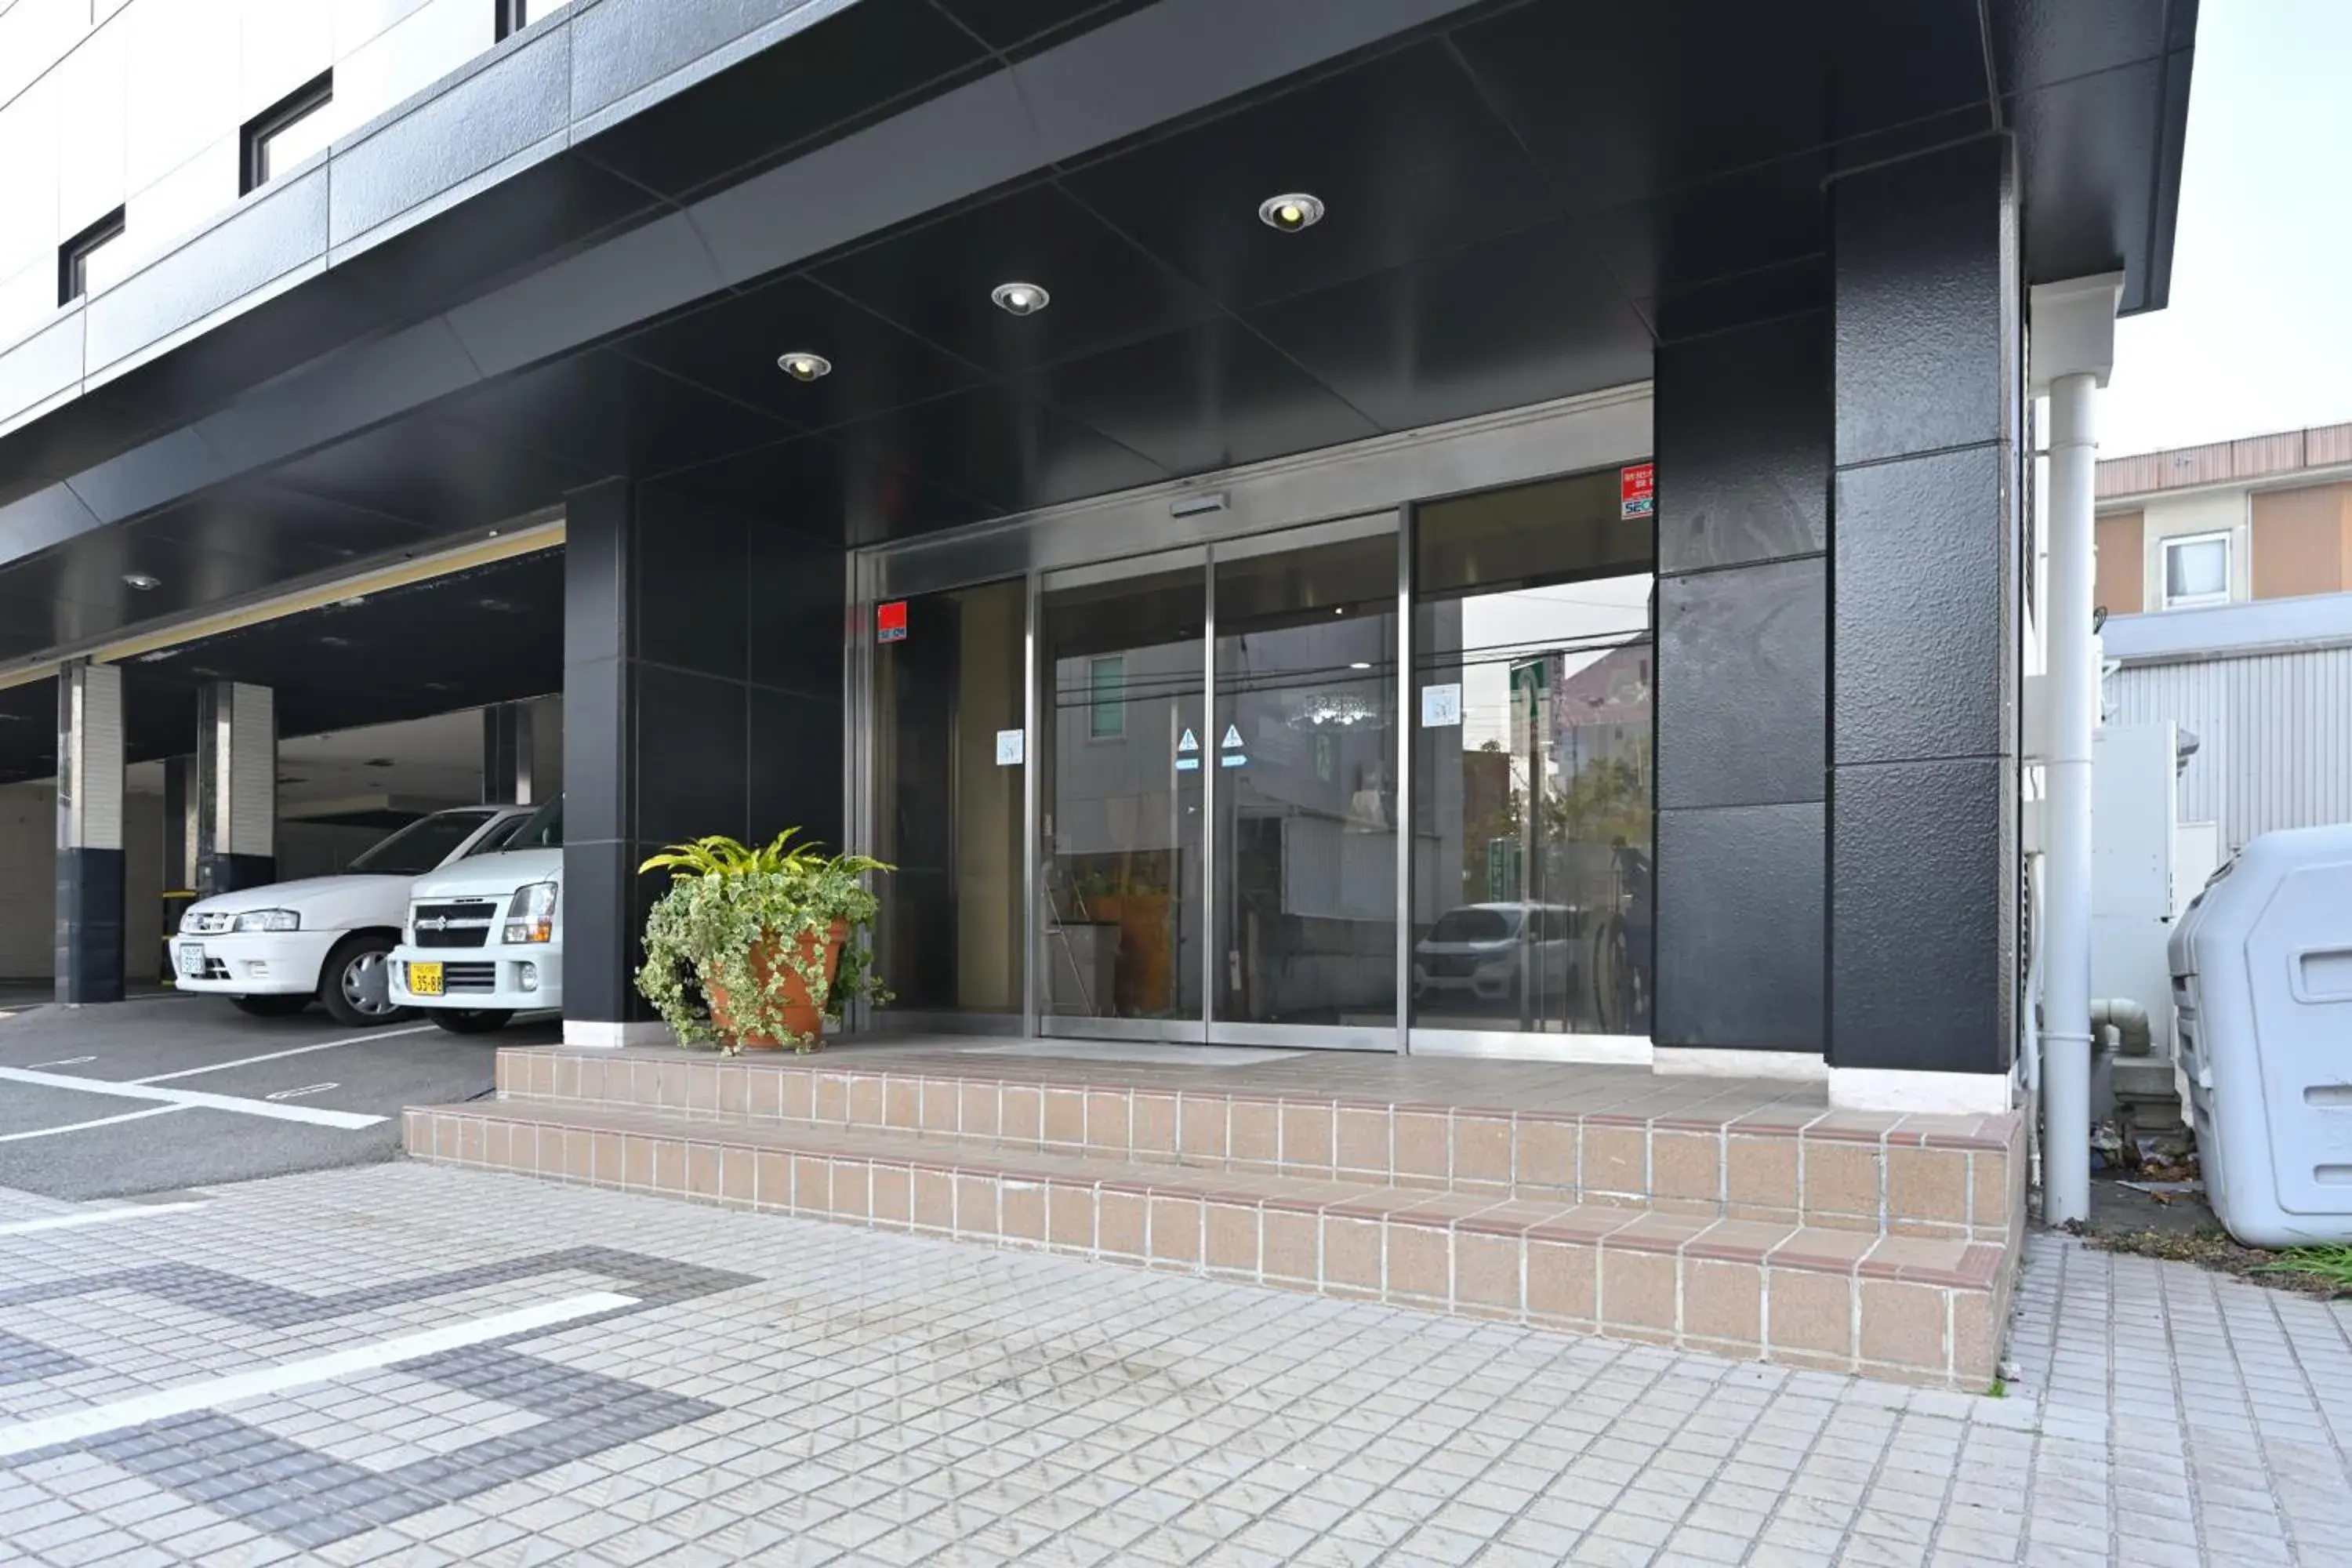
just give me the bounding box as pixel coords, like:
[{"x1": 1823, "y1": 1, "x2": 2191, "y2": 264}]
[
  {"x1": 2103, "y1": 588, "x2": 2352, "y2": 665},
  {"x1": 2098, "y1": 421, "x2": 2352, "y2": 503}
]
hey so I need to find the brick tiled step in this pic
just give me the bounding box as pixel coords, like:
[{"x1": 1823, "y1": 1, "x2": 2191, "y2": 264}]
[
  {"x1": 495, "y1": 1047, "x2": 2024, "y2": 1245},
  {"x1": 404, "y1": 1097, "x2": 2006, "y2": 1389}
]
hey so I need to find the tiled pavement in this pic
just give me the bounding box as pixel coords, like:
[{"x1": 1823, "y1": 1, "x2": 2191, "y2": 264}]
[{"x1": 0, "y1": 1166, "x2": 2345, "y2": 1566}]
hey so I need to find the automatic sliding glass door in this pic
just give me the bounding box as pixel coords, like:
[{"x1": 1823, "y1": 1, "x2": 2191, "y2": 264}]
[
  {"x1": 1208, "y1": 518, "x2": 1399, "y2": 1047},
  {"x1": 1035, "y1": 517, "x2": 1401, "y2": 1049},
  {"x1": 1037, "y1": 550, "x2": 1207, "y2": 1037}
]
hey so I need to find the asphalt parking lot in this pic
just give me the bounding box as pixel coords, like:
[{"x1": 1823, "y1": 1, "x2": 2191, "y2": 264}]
[{"x1": 0, "y1": 993, "x2": 557, "y2": 1200}]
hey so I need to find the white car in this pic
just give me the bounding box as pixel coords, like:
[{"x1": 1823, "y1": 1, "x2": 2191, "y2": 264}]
[
  {"x1": 388, "y1": 795, "x2": 563, "y2": 1033},
  {"x1": 1411, "y1": 901, "x2": 1584, "y2": 1014},
  {"x1": 169, "y1": 805, "x2": 535, "y2": 1026}
]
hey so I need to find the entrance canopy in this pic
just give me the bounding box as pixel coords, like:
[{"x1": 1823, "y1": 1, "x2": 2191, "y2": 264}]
[{"x1": 0, "y1": 0, "x2": 2194, "y2": 671}]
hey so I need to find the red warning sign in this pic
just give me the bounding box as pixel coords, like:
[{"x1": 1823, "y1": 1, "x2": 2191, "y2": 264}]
[
  {"x1": 1620, "y1": 462, "x2": 1655, "y2": 521},
  {"x1": 876, "y1": 600, "x2": 908, "y2": 643}
]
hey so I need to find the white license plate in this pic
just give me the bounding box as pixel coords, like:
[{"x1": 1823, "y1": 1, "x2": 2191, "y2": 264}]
[{"x1": 176, "y1": 944, "x2": 205, "y2": 976}]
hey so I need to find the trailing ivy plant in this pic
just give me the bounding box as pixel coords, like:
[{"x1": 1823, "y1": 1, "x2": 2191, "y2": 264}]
[{"x1": 633, "y1": 829, "x2": 889, "y2": 1052}]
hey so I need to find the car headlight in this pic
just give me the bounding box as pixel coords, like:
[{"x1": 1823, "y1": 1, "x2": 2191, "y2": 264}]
[
  {"x1": 231, "y1": 909, "x2": 299, "y2": 933},
  {"x1": 503, "y1": 881, "x2": 558, "y2": 944}
]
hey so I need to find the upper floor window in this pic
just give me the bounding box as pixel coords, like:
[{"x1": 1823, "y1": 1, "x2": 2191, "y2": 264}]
[
  {"x1": 241, "y1": 71, "x2": 336, "y2": 195},
  {"x1": 1087, "y1": 655, "x2": 1126, "y2": 740},
  {"x1": 495, "y1": 0, "x2": 573, "y2": 40},
  {"x1": 58, "y1": 207, "x2": 126, "y2": 307},
  {"x1": 2163, "y1": 532, "x2": 2232, "y2": 609}
]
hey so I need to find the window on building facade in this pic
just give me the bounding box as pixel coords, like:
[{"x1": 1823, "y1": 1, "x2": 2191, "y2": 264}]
[
  {"x1": 495, "y1": 0, "x2": 573, "y2": 40},
  {"x1": 1087, "y1": 655, "x2": 1126, "y2": 739},
  {"x1": 2162, "y1": 532, "x2": 2232, "y2": 609},
  {"x1": 241, "y1": 71, "x2": 336, "y2": 195},
  {"x1": 57, "y1": 208, "x2": 126, "y2": 307}
]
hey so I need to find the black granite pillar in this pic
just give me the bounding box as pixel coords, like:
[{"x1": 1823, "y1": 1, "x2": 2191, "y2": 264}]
[
  {"x1": 1827, "y1": 136, "x2": 2023, "y2": 1077},
  {"x1": 1653, "y1": 311, "x2": 1829, "y2": 1052},
  {"x1": 562, "y1": 479, "x2": 844, "y2": 1029}
]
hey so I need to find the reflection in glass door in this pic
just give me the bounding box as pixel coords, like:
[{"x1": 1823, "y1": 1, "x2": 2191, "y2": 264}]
[
  {"x1": 1410, "y1": 471, "x2": 1655, "y2": 1042},
  {"x1": 1210, "y1": 521, "x2": 1399, "y2": 1044},
  {"x1": 1038, "y1": 551, "x2": 1206, "y2": 1036}
]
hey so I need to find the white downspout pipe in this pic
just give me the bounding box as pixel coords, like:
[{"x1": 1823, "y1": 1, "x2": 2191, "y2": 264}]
[
  {"x1": 2029, "y1": 272, "x2": 2122, "y2": 1228},
  {"x1": 2042, "y1": 368, "x2": 2097, "y2": 1225}
]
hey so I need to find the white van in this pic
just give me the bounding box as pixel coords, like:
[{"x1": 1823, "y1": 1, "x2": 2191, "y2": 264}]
[
  {"x1": 387, "y1": 795, "x2": 563, "y2": 1033},
  {"x1": 169, "y1": 805, "x2": 535, "y2": 1026}
]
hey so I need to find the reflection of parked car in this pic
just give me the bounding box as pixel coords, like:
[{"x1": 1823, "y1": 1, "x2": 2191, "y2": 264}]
[
  {"x1": 1412, "y1": 902, "x2": 1582, "y2": 1011},
  {"x1": 388, "y1": 795, "x2": 563, "y2": 1033},
  {"x1": 169, "y1": 806, "x2": 535, "y2": 1026}
]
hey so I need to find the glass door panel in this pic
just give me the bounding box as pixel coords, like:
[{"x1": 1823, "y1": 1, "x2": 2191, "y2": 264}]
[
  {"x1": 1038, "y1": 551, "x2": 1207, "y2": 1035},
  {"x1": 1410, "y1": 471, "x2": 1656, "y2": 1040},
  {"x1": 1210, "y1": 519, "x2": 1399, "y2": 1040},
  {"x1": 872, "y1": 579, "x2": 1026, "y2": 1017}
]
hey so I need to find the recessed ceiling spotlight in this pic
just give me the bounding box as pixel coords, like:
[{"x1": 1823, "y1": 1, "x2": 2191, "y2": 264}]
[
  {"x1": 991, "y1": 281, "x2": 1050, "y2": 317},
  {"x1": 777, "y1": 351, "x2": 833, "y2": 382},
  {"x1": 1349, "y1": 661, "x2": 1372, "y2": 670},
  {"x1": 134, "y1": 648, "x2": 179, "y2": 663},
  {"x1": 337, "y1": 595, "x2": 367, "y2": 608},
  {"x1": 1258, "y1": 192, "x2": 1324, "y2": 233},
  {"x1": 122, "y1": 572, "x2": 162, "y2": 590},
  {"x1": 319, "y1": 634, "x2": 351, "y2": 648}
]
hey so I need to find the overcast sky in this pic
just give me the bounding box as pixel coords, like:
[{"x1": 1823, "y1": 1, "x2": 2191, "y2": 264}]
[{"x1": 2100, "y1": 0, "x2": 2352, "y2": 456}]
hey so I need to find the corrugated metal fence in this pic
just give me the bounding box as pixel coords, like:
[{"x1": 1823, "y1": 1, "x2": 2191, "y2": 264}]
[{"x1": 2107, "y1": 646, "x2": 2352, "y2": 850}]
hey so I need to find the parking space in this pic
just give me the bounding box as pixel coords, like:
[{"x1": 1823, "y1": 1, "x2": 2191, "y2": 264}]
[{"x1": 0, "y1": 996, "x2": 557, "y2": 1201}]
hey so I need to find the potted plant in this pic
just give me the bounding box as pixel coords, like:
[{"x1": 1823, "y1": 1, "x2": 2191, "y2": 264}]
[{"x1": 634, "y1": 830, "x2": 888, "y2": 1052}]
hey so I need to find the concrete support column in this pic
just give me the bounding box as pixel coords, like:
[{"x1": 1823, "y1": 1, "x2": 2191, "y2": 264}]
[
  {"x1": 2030, "y1": 273, "x2": 2123, "y2": 1225},
  {"x1": 194, "y1": 681, "x2": 276, "y2": 898},
  {"x1": 162, "y1": 755, "x2": 198, "y2": 894},
  {"x1": 561, "y1": 479, "x2": 842, "y2": 1047},
  {"x1": 483, "y1": 696, "x2": 562, "y2": 806},
  {"x1": 55, "y1": 659, "x2": 126, "y2": 1004},
  {"x1": 1826, "y1": 137, "x2": 2024, "y2": 1114}
]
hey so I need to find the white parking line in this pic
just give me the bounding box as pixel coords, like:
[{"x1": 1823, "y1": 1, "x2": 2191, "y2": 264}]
[
  {"x1": 0, "y1": 1066, "x2": 385, "y2": 1130},
  {"x1": 27, "y1": 1056, "x2": 96, "y2": 1069},
  {"x1": 131, "y1": 1024, "x2": 437, "y2": 1084},
  {"x1": 0, "y1": 1290, "x2": 636, "y2": 1457},
  {"x1": 0, "y1": 1105, "x2": 190, "y2": 1144},
  {"x1": 0, "y1": 1200, "x2": 208, "y2": 1236}
]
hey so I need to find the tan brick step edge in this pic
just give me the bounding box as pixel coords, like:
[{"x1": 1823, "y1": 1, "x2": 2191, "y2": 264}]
[
  {"x1": 497, "y1": 1048, "x2": 2024, "y2": 1244},
  {"x1": 405, "y1": 1099, "x2": 2006, "y2": 1390}
]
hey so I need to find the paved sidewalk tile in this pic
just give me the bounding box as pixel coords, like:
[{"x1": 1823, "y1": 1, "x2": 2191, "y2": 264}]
[{"x1": 0, "y1": 1168, "x2": 2343, "y2": 1564}]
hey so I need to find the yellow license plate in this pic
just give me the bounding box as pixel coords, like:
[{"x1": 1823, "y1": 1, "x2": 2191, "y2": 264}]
[{"x1": 408, "y1": 961, "x2": 444, "y2": 996}]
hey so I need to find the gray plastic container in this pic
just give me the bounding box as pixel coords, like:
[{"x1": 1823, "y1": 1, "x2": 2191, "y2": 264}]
[{"x1": 2168, "y1": 823, "x2": 2352, "y2": 1247}]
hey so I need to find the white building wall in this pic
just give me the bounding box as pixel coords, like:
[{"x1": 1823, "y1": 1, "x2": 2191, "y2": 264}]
[
  {"x1": 2107, "y1": 646, "x2": 2352, "y2": 851},
  {"x1": 0, "y1": 0, "x2": 546, "y2": 354}
]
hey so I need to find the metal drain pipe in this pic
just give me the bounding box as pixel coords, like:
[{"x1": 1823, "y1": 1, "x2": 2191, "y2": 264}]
[{"x1": 2030, "y1": 274, "x2": 2122, "y2": 1227}]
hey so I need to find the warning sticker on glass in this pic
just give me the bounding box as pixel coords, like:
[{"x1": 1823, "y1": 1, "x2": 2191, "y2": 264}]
[
  {"x1": 1420, "y1": 684, "x2": 1463, "y2": 727},
  {"x1": 1619, "y1": 462, "x2": 1655, "y2": 520},
  {"x1": 994, "y1": 729, "x2": 1024, "y2": 766},
  {"x1": 876, "y1": 601, "x2": 908, "y2": 642}
]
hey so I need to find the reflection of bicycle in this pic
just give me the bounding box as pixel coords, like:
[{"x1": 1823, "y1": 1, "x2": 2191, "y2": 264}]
[{"x1": 1590, "y1": 843, "x2": 1652, "y2": 1035}]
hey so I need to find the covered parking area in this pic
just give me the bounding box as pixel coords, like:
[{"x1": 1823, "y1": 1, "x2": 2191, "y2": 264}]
[
  {"x1": 0, "y1": 0, "x2": 2191, "y2": 1116},
  {"x1": 0, "y1": 539, "x2": 565, "y2": 1007}
]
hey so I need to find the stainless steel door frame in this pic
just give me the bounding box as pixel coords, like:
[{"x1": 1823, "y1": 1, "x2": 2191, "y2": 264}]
[{"x1": 869, "y1": 383, "x2": 1653, "y2": 601}]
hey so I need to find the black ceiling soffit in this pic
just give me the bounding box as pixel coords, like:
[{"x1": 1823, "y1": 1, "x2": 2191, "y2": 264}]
[{"x1": 0, "y1": 0, "x2": 2195, "y2": 663}]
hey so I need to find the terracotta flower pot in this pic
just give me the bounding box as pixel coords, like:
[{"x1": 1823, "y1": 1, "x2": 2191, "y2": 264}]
[{"x1": 704, "y1": 920, "x2": 848, "y2": 1050}]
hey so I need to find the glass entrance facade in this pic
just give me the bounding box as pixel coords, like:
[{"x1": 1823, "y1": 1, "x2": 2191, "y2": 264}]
[{"x1": 852, "y1": 408, "x2": 1656, "y2": 1056}]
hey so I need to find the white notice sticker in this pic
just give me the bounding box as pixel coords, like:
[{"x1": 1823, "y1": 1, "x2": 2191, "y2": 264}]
[
  {"x1": 1421, "y1": 684, "x2": 1463, "y2": 727},
  {"x1": 994, "y1": 729, "x2": 1025, "y2": 766}
]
